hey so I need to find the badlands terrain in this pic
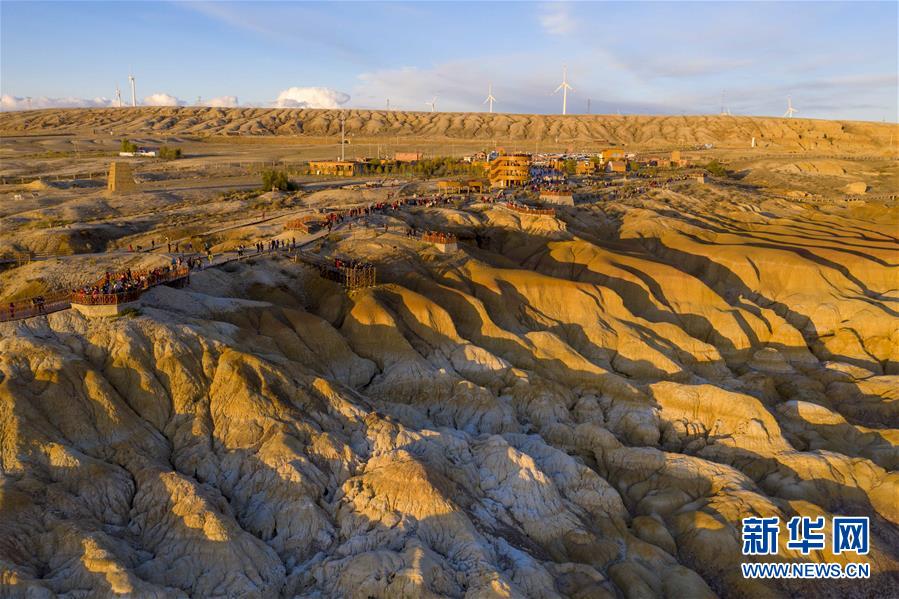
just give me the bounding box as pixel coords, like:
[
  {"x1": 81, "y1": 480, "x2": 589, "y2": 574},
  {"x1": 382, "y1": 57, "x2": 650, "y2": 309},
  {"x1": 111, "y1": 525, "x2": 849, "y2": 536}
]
[{"x1": 0, "y1": 109, "x2": 898, "y2": 598}]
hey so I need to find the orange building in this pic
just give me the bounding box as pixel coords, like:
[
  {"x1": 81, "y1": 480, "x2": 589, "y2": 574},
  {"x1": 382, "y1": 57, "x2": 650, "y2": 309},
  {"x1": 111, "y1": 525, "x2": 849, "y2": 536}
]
[
  {"x1": 308, "y1": 161, "x2": 360, "y2": 176},
  {"x1": 437, "y1": 180, "x2": 462, "y2": 193},
  {"x1": 438, "y1": 179, "x2": 487, "y2": 194},
  {"x1": 575, "y1": 160, "x2": 600, "y2": 175},
  {"x1": 671, "y1": 150, "x2": 690, "y2": 167},
  {"x1": 488, "y1": 153, "x2": 531, "y2": 188},
  {"x1": 395, "y1": 152, "x2": 423, "y2": 162},
  {"x1": 600, "y1": 148, "x2": 625, "y2": 162}
]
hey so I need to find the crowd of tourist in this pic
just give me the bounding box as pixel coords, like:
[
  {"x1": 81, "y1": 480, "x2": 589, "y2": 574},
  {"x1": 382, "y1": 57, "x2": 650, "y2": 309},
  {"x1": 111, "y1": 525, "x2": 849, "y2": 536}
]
[
  {"x1": 73, "y1": 265, "x2": 187, "y2": 301},
  {"x1": 4, "y1": 189, "x2": 501, "y2": 322},
  {"x1": 332, "y1": 256, "x2": 373, "y2": 271}
]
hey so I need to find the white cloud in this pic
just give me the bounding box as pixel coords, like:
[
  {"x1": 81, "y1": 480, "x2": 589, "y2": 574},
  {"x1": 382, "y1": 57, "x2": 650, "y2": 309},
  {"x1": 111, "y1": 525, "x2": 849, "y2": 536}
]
[
  {"x1": 206, "y1": 95, "x2": 240, "y2": 107},
  {"x1": 539, "y1": 3, "x2": 575, "y2": 36},
  {"x1": 143, "y1": 93, "x2": 183, "y2": 107},
  {"x1": 273, "y1": 86, "x2": 349, "y2": 108},
  {"x1": 1, "y1": 94, "x2": 112, "y2": 111}
]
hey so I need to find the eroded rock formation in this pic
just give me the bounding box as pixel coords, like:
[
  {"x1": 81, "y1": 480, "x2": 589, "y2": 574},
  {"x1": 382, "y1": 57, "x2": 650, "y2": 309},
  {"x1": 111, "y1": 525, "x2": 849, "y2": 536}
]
[{"x1": 2, "y1": 193, "x2": 897, "y2": 597}]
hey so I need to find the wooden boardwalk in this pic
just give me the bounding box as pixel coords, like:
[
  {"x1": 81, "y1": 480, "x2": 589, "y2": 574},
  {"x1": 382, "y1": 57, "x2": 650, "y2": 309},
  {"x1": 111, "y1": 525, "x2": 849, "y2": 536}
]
[{"x1": 293, "y1": 251, "x2": 376, "y2": 291}]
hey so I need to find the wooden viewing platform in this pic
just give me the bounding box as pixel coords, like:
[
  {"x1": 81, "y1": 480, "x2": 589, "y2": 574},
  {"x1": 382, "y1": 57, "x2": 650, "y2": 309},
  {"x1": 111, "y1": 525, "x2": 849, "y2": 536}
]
[
  {"x1": 284, "y1": 215, "x2": 328, "y2": 234},
  {"x1": 70, "y1": 266, "x2": 190, "y2": 317},
  {"x1": 503, "y1": 202, "x2": 556, "y2": 216},
  {"x1": 0, "y1": 266, "x2": 191, "y2": 322},
  {"x1": 420, "y1": 231, "x2": 459, "y2": 253},
  {"x1": 421, "y1": 231, "x2": 458, "y2": 244},
  {"x1": 294, "y1": 251, "x2": 376, "y2": 291}
]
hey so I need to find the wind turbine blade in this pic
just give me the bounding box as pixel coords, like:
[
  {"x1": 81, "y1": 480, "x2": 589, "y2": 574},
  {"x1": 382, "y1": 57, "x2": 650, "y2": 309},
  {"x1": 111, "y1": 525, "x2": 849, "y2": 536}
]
[{"x1": 554, "y1": 84, "x2": 563, "y2": 94}]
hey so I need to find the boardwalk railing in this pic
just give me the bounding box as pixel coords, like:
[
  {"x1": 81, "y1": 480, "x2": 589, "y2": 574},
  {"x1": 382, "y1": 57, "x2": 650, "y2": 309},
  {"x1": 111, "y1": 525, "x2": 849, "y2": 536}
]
[
  {"x1": 421, "y1": 231, "x2": 458, "y2": 244},
  {"x1": 2, "y1": 290, "x2": 73, "y2": 322},
  {"x1": 503, "y1": 202, "x2": 556, "y2": 216},
  {"x1": 71, "y1": 289, "x2": 144, "y2": 306},
  {"x1": 285, "y1": 216, "x2": 327, "y2": 234}
]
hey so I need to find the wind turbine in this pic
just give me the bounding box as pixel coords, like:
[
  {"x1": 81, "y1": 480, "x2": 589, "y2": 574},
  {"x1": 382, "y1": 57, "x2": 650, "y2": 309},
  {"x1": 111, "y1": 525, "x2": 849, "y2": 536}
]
[
  {"x1": 484, "y1": 84, "x2": 496, "y2": 113},
  {"x1": 425, "y1": 97, "x2": 437, "y2": 112},
  {"x1": 114, "y1": 86, "x2": 123, "y2": 107},
  {"x1": 128, "y1": 72, "x2": 137, "y2": 107},
  {"x1": 784, "y1": 97, "x2": 798, "y2": 118},
  {"x1": 386, "y1": 98, "x2": 390, "y2": 111},
  {"x1": 554, "y1": 66, "x2": 573, "y2": 115}
]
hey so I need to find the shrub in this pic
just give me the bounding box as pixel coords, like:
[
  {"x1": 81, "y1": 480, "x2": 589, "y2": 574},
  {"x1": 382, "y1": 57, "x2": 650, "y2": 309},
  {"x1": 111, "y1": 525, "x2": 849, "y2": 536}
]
[
  {"x1": 120, "y1": 139, "x2": 137, "y2": 153},
  {"x1": 159, "y1": 146, "x2": 182, "y2": 160},
  {"x1": 705, "y1": 160, "x2": 730, "y2": 177},
  {"x1": 261, "y1": 168, "x2": 294, "y2": 191}
]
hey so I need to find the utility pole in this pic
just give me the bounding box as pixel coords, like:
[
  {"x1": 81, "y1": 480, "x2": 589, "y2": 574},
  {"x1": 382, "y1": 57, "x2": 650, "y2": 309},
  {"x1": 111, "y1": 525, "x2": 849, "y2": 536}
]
[{"x1": 340, "y1": 111, "x2": 346, "y2": 161}]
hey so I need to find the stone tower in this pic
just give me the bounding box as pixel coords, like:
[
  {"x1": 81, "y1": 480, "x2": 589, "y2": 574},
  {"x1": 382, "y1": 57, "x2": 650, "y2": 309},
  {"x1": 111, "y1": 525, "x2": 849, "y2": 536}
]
[{"x1": 107, "y1": 162, "x2": 136, "y2": 193}]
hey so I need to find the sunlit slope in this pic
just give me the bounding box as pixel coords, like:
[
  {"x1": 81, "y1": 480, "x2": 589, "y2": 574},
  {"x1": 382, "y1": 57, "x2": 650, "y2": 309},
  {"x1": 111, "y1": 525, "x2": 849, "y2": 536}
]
[
  {"x1": 1, "y1": 193, "x2": 897, "y2": 597},
  {"x1": 1, "y1": 107, "x2": 895, "y2": 153}
]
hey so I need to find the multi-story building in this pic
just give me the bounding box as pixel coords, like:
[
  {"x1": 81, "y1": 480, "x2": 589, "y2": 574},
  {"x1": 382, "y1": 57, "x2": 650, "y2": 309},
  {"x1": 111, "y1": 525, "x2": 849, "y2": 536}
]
[
  {"x1": 488, "y1": 153, "x2": 531, "y2": 188},
  {"x1": 600, "y1": 148, "x2": 625, "y2": 162}
]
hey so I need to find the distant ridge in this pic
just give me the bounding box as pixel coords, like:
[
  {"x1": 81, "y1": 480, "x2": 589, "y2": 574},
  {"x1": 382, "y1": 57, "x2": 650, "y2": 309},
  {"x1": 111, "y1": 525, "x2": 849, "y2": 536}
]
[{"x1": 0, "y1": 107, "x2": 893, "y2": 153}]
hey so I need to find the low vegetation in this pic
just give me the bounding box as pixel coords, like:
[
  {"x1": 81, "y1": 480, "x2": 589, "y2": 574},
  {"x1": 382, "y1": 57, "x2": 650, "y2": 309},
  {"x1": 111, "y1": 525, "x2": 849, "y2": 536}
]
[
  {"x1": 261, "y1": 168, "x2": 296, "y2": 191},
  {"x1": 21, "y1": 217, "x2": 73, "y2": 230},
  {"x1": 704, "y1": 160, "x2": 730, "y2": 177},
  {"x1": 158, "y1": 146, "x2": 182, "y2": 160}
]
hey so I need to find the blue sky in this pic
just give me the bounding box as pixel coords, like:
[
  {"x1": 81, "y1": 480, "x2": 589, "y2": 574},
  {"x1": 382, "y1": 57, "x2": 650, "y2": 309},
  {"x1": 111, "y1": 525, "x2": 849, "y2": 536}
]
[{"x1": 1, "y1": 1, "x2": 896, "y2": 121}]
